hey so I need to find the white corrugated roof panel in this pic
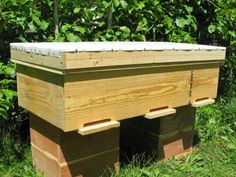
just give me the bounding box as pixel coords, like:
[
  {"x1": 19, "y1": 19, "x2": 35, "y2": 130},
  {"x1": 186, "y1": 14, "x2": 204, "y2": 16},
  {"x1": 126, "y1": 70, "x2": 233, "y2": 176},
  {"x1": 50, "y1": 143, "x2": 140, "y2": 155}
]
[{"x1": 10, "y1": 42, "x2": 226, "y2": 58}]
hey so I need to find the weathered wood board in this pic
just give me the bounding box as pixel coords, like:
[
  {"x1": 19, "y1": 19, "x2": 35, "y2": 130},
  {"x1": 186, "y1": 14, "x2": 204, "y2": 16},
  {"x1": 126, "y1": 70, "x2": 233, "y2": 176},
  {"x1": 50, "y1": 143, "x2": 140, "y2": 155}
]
[{"x1": 11, "y1": 42, "x2": 226, "y2": 132}]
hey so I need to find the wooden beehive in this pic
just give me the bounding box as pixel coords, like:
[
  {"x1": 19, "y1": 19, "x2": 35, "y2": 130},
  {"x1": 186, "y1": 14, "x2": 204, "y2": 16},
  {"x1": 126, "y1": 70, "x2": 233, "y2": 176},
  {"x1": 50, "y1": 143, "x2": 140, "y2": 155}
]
[{"x1": 11, "y1": 42, "x2": 226, "y2": 132}]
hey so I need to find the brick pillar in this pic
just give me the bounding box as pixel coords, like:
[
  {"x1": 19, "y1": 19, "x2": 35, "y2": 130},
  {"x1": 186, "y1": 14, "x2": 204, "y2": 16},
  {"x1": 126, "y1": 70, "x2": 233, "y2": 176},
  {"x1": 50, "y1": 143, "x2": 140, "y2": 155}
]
[
  {"x1": 29, "y1": 113, "x2": 119, "y2": 177},
  {"x1": 120, "y1": 105, "x2": 196, "y2": 160}
]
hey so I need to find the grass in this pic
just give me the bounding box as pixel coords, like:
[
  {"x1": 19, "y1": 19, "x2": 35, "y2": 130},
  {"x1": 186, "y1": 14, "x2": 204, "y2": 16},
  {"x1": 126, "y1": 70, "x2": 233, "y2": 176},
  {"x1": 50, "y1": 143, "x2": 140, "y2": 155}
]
[
  {"x1": 0, "y1": 147, "x2": 43, "y2": 177},
  {"x1": 114, "y1": 137, "x2": 236, "y2": 177},
  {"x1": 0, "y1": 96, "x2": 236, "y2": 177}
]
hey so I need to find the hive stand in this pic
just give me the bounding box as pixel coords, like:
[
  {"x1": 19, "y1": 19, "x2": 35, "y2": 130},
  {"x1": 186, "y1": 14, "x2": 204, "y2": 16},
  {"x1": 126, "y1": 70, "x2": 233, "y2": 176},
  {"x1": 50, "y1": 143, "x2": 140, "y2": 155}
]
[
  {"x1": 30, "y1": 113, "x2": 119, "y2": 177},
  {"x1": 120, "y1": 105, "x2": 196, "y2": 160}
]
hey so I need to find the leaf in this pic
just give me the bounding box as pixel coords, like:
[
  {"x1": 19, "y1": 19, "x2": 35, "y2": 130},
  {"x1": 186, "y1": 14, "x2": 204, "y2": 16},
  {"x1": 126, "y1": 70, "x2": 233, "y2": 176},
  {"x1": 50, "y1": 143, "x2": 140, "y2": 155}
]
[
  {"x1": 113, "y1": 0, "x2": 120, "y2": 8},
  {"x1": 56, "y1": 35, "x2": 65, "y2": 42},
  {"x1": 208, "y1": 24, "x2": 216, "y2": 33},
  {"x1": 120, "y1": 0, "x2": 128, "y2": 9},
  {"x1": 119, "y1": 26, "x2": 130, "y2": 34},
  {"x1": 61, "y1": 24, "x2": 71, "y2": 33},
  {"x1": 40, "y1": 20, "x2": 49, "y2": 31},
  {"x1": 19, "y1": 35, "x2": 27, "y2": 42},
  {"x1": 3, "y1": 67, "x2": 15, "y2": 78},
  {"x1": 74, "y1": 26, "x2": 86, "y2": 34},
  {"x1": 134, "y1": 34, "x2": 146, "y2": 41},
  {"x1": 175, "y1": 18, "x2": 190, "y2": 28},
  {"x1": 102, "y1": 1, "x2": 112, "y2": 8},
  {"x1": 74, "y1": 7, "x2": 81, "y2": 14},
  {"x1": 32, "y1": 15, "x2": 41, "y2": 26},
  {"x1": 66, "y1": 33, "x2": 76, "y2": 42},
  {"x1": 227, "y1": 143, "x2": 236, "y2": 150},
  {"x1": 0, "y1": 107, "x2": 8, "y2": 120},
  {"x1": 0, "y1": 99, "x2": 12, "y2": 110},
  {"x1": 184, "y1": 5, "x2": 193, "y2": 14},
  {"x1": 28, "y1": 21, "x2": 37, "y2": 32},
  {"x1": 66, "y1": 33, "x2": 81, "y2": 42},
  {"x1": 2, "y1": 89, "x2": 17, "y2": 100}
]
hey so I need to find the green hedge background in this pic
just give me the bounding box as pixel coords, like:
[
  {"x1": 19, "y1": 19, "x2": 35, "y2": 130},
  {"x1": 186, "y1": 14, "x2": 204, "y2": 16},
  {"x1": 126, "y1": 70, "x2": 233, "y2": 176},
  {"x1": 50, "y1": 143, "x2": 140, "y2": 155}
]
[{"x1": 0, "y1": 0, "x2": 236, "y2": 175}]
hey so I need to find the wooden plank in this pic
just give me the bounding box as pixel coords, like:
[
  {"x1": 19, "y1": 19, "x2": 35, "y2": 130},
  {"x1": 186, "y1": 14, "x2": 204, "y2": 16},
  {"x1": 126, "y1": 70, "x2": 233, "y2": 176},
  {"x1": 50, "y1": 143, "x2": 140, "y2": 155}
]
[
  {"x1": 192, "y1": 98, "x2": 215, "y2": 107},
  {"x1": 191, "y1": 67, "x2": 219, "y2": 102},
  {"x1": 145, "y1": 108, "x2": 176, "y2": 119},
  {"x1": 17, "y1": 67, "x2": 65, "y2": 130},
  {"x1": 11, "y1": 50, "x2": 65, "y2": 69},
  {"x1": 12, "y1": 59, "x2": 64, "y2": 75},
  {"x1": 32, "y1": 144, "x2": 119, "y2": 177},
  {"x1": 78, "y1": 121, "x2": 120, "y2": 135},
  {"x1": 64, "y1": 69, "x2": 191, "y2": 131},
  {"x1": 64, "y1": 50, "x2": 225, "y2": 69}
]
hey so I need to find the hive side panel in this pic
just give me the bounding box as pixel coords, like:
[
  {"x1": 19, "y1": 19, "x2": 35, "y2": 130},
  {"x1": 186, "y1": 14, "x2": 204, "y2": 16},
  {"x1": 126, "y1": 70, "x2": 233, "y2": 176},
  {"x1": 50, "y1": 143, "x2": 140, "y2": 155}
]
[
  {"x1": 64, "y1": 68, "x2": 191, "y2": 131},
  {"x1": 191, "y1": 67, "x2": 220, "y2": 102},
  {"x1": 17, "y1": 65, "x2": 65, "y2": 129}
]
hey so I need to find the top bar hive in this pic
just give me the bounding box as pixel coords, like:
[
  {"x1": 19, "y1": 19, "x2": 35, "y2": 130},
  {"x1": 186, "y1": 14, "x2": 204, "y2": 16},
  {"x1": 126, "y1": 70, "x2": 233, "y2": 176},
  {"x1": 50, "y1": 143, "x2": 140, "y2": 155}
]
[{"x1": 11, "y1": 42, "x2": 226, "y2": 132}]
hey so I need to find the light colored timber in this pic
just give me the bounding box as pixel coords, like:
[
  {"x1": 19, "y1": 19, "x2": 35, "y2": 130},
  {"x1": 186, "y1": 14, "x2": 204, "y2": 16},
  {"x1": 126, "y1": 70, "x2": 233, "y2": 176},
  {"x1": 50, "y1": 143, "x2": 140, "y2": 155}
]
[
  {"x1": 16, "y1": 66, "x2": 65, "y2": 130},
  {"x1": 192, "y1": 98, "x2": 215, "y2": 107},
  {"x1": 64, "y1": 50, "x2": 225, "y2": 69},
  {"x1": 145, "y1": 108, "x2": 176, "y2": 119},
  {"x1": 11, "y1": 59, "x2": 64, "y2": 75},
  {"x1": 11, "y1": 50, "x2": 65, "y2": 69},
  {"x1": 11, "y1": 49, "x2": 225, "y2": 71},
  {"x1": 15, "y1": 62, "x2": 220, "y2": 132},
  {"x1": 63, "y1": 70, "x2": 191, "y2": 131},
  {"x1": 191, "y1": 68, "x2": 219, "y2": 102},
  {"x1": 78, "y1": 121, "x2": 120, "y2": 135}
]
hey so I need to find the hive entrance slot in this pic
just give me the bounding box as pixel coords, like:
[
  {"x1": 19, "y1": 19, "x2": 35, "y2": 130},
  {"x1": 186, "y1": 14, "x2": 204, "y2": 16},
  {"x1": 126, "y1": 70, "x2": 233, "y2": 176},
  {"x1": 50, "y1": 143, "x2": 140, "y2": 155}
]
[
  {"x1": 150, "y1": 106, "x2": 169, "y2": 112},
  {"x1": 196, "y1": 97, "x2": 209, "y2": 102},
  {"x1": 78, "y1": 119, "x2": 120, "y2": 136},
  {"x1": 192, "y1": 97, "x2": 215, "y2": 107},
  {"x1": 145, "y1": 106, "x2": 176, "y2": 119},
  {"x1": 83, "y1": 119, "x2": 111, "y2": 127}
]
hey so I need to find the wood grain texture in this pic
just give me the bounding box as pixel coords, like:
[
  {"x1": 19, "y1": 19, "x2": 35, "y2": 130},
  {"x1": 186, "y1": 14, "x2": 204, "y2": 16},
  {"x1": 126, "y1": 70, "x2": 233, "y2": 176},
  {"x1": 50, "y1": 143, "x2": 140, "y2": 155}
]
[
  {"x1": 64, "y1": 50, "x2": 225, "y2": 69},
  {"x1": 11, "y1": 50, "x2": 65, "y2": 69},
  {"x1": 64, "y1": 70, "x2": 191, "y2": 131},
  {"x1": 191, "y1": 67, "x2": 219, "y2": 102},
  {"x1": 17, "y1": 66, "x2": 65, "y2": 129},
  {"x1": 11, "y1": 48, "x2": 225, "y2": 70},
  {"x1": 16, "y1": 62, "x2": 220, "y2": 132}
]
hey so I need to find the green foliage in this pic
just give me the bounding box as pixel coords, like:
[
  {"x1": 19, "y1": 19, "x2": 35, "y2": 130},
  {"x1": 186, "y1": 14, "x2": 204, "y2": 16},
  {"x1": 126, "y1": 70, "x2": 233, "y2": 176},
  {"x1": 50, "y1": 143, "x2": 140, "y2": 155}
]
[
  {"x1": 0, "y1": 62, "x2": 17, "y2": 120},
  {"x1": 196, "y1": 98, "x2": 236, "y2": 143},
  {"x1": 0, "y1": 1, "x2": 236, "y2": 176},
  {"x1": 0, "y1": 62, "x2": 29, "y2": 164},
  {"x1": 0, "y1": 147, "x2": 43, "y2": 177}
]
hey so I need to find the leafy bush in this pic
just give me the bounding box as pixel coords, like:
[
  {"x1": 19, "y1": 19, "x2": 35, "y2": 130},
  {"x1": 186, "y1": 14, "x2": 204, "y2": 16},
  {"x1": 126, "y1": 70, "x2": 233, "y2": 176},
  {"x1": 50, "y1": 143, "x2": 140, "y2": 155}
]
[{"x1": 0, "y1": 62, "x2": 29, "y2": 164}]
